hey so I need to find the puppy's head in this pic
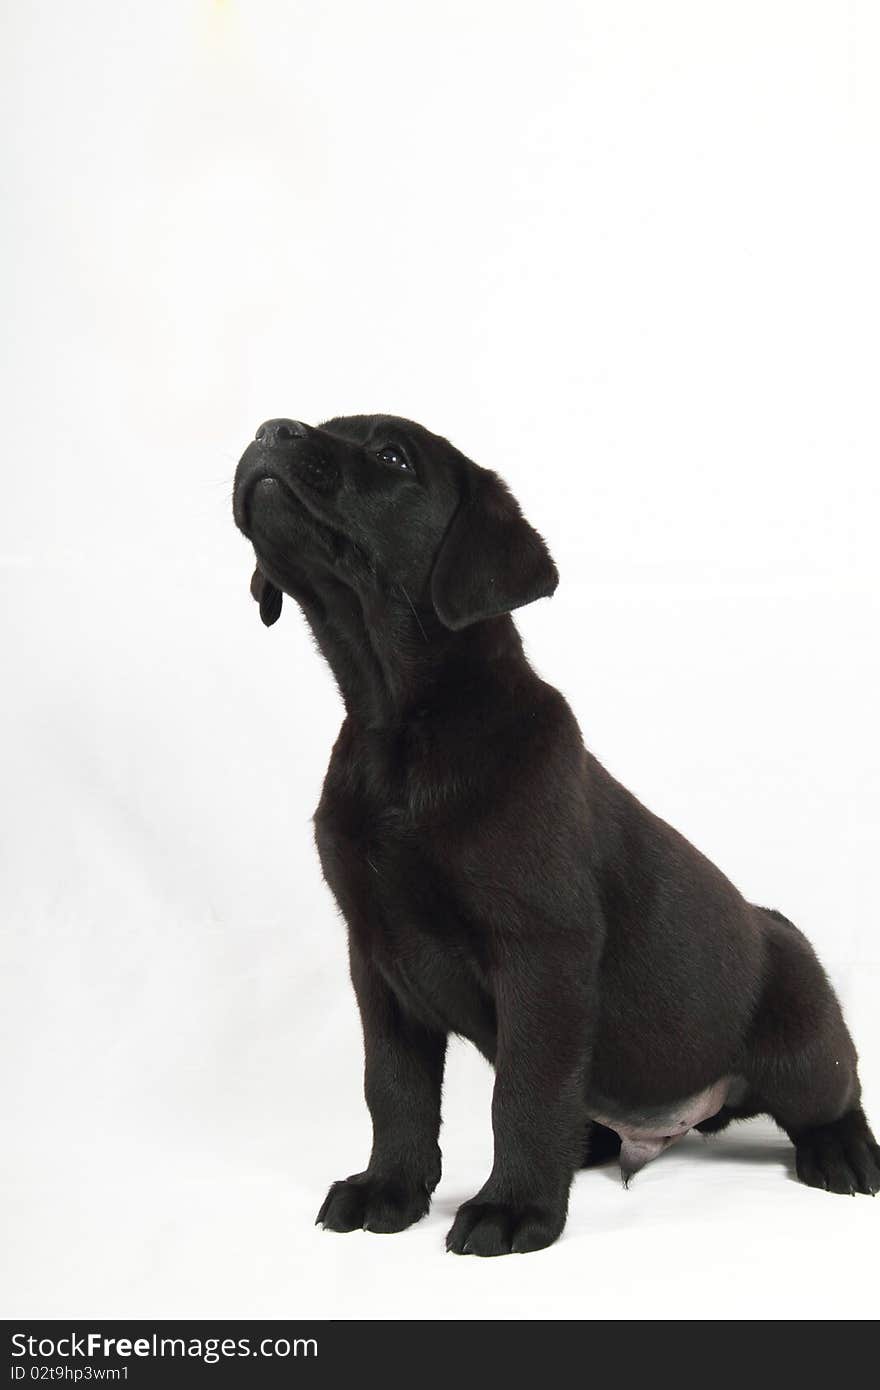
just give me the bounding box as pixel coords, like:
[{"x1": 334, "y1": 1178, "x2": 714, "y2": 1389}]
[{"x1": 233, "y1": 415, "x2": 557, "y2": 630}]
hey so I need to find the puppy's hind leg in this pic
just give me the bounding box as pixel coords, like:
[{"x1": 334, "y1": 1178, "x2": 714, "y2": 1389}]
[
  {"x1": 747, "y1": 908, "x2": 880, "y2": 1196},
  {"x1": 581, "y1": 1119, "x2": 622, "y2": 1168},
  {"x1": 791, "y1": 1106, "x2": 880, "y2": 1196},
  {"x1": 694, "y1": 1095, "x2": 763, "y2": 1135}
]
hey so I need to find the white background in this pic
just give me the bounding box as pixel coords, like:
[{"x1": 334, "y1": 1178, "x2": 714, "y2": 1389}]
[{"x1": 2, "y1": 0, "x2": 878, "y2": 1320}]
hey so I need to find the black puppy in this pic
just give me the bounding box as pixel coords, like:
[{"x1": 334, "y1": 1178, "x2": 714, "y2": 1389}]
[{"x1": 233, "y1": 414, "x2": 879, "y2": 1256}]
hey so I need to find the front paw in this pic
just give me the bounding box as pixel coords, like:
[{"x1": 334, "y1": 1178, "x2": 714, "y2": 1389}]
[
  {"x1": 446, "y1": 1198, "x2": 566, "y2": 1256},
  {"x1": 316, "y1": 1173, "x2": 431, "y2": 1234}
]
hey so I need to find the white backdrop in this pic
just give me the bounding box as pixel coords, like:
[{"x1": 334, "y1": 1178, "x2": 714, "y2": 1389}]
[{"x1": 2, "y1": 1, "x2": 878, "y2": 1319}]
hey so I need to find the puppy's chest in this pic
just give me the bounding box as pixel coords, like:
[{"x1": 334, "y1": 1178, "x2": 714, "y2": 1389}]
[
  {"x1": 316, "y1": 730, "x2": 469, "y2": 870},
  {"x1": 315, "y1": 773, "x2": 494, "y2": 1044},
  {"x1": 316, "y1": 790, "x2": 467, "y2": 941}
]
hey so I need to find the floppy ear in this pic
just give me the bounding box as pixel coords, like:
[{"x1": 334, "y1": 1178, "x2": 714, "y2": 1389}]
[
  {"x1": 250, "y1": 567, "x2": 283, "y2": 627},
  {"x1": 430, "y1": 469, "x2": 558, "y2": 630}
]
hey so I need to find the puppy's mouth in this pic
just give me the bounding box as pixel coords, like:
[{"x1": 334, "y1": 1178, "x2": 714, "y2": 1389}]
[
  {"x1": 243, "y1": 472, "x2": 295, "y2": 523},
  {"x1": 233, "y1": 447, "x2": 341, "y2": 542}
]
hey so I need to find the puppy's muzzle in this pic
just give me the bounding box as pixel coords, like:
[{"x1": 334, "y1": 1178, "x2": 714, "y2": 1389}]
[
  {"x1": 251, "y1": 420, "x2": 338, "y2": 492},
  {"x1": 233, "y1": 420, "x2": 341, "y2": 534}
]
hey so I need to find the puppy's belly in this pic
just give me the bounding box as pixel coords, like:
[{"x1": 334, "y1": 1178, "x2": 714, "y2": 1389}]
[{"x1": 590, "y1": 1076, "x2": 748, "y2": 1178}]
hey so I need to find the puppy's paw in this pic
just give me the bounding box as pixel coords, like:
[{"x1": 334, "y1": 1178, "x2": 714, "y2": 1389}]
[
  {"x1": 445, "y1": 1199, "x2": 565, "y2": 1256},
  {"x1": 795, "y1": 1115, "x2": 880, "y2": 1196},
  {"x1": 316, "y1": 1173, "x2": 431, "y2": 1234}
]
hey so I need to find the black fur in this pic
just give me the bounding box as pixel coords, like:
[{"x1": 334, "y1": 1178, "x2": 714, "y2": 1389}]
[{"x1": 233, "y1": 414, "x2": 879, "y2": 1256}]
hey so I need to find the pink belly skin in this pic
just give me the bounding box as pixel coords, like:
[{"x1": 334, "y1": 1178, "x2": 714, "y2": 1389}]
[{"x1": 593, "y1": 1078, "x2": 735, "y2": 1182}]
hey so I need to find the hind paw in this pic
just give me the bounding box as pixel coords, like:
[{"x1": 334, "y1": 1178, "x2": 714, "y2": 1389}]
[{"x1": 794, "y1": 1114, "x2": 880, "y2": 1196}]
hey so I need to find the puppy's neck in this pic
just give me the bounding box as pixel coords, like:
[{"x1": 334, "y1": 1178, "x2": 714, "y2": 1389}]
[{"x1": 301, "y1": 583, "x2": 530, "y2": 729}]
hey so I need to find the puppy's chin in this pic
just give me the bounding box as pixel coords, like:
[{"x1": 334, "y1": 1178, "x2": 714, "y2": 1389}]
[
  {"x1": 249, "y1": 479, "x2": 312, "y2": 541},
  {"x1": 249, "y1": 489, "x2": 346, "y2": 581},
  {"x1": 251, "y1": 474, "x2": 283, "y2": 503}
]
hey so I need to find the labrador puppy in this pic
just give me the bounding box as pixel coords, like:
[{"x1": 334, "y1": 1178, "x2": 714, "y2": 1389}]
[{"x1": 233, "y1": 414, "x2": 879, "y2": 1256}]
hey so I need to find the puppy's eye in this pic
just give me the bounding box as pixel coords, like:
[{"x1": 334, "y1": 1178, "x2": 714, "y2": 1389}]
[{"x1": 375, "y1": 447, "x2": 413, "y2": 473}]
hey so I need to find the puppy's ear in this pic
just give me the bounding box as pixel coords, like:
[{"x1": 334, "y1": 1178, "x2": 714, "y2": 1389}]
[
  {"x1": 250, "y1": 567, "x2": 283, "y2": 626},
  {"x1": 431, "y1": 469, "x2": 558, "y2": 630}
]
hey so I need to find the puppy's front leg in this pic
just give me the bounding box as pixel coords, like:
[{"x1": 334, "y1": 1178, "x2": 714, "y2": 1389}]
[
  {"x1": 447, "y1": 953, "x2": 590, "y2": 1257},
  {"x1": 317, "y1": 940, "x2": 446, "y2": 1235}
]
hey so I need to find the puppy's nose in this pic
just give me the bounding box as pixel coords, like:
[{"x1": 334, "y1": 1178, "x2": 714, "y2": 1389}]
[{"x1": 255, "y1": 418, "x2": 308, "y2": 446}]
